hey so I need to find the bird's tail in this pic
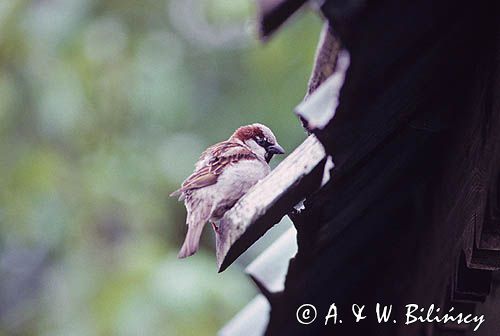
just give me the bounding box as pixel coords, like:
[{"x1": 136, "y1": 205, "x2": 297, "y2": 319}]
[
  {"x1": 169, "y1": 189, "x2": 181, "y2": 197},
  {"x1": 178, "y1": 199, "x2": 212, "y2": 259},
  {"x1": 178, "y1": 222, "x2": 205, "y2": 258},
  {"x1": 170, "y1": 189, "x2": 185, "y2": 201}
]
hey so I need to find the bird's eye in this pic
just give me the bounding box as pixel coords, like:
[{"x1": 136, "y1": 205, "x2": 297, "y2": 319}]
[{"x1": 255, "y1": 137, "x2": 266, "y2": 146}]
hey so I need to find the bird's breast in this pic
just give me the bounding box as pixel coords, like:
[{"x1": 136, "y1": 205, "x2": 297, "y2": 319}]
[{"x1": 208, "y1": 159, "x2": 269, "y2": 201}]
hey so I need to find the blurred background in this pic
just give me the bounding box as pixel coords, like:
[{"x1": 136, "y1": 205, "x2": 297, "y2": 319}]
[{"x1": 0, "y1": 0, "x2": 321, "y2": 335}]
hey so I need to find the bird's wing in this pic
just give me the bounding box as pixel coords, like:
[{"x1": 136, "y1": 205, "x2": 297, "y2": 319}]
[
  {"x1": 170, "y1": 142, "x2": 257, "y2": 197},
  {"x1": 178, "y1": 165, "x2": 218, "y2": 191}
]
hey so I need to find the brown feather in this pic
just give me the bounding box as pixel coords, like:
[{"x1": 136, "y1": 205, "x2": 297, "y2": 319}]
[
  {"x1": 231, "y1": 125, "x2": 264, "y2": 141},
  {"x1": 173, "y1": 124, "x2": 281, "y2": 259},
  {"x1": 173, "y1": 141, "x2": 258, "y2": 196}
]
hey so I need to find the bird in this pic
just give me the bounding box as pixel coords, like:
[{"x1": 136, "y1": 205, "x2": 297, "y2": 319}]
[{"x1": 171, "y1": 123, "x2": 285, "y2": 258}]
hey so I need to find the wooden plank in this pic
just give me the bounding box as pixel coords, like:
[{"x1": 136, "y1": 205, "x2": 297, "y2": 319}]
[
  {"x1": 451, "y1": 252, "x2": 491, "y2": 303},
  {"x1": 245, "y1": 227, "x2": 297, "y2": 299},
  {"x1": 218, "y1": 295, "x2": 270, "y2": 336},
  {"x1": 468, "y1": 247, "x2": 500, "y2": 271},
  {"x1": 256, "y1": 0, "x2": 308, "y2": 40},
  {"x1": 305, "y1": 23, "x2": 342, "y2": 98},
  {"x1": 468, "y1": 182, "x2": 500, "y2": 269},
  {"x1": 476, "y1": 169, "x2": 500, "y2": 250},
  {"x1": 295, "y1": 50, "x2": 349, "y2": 131},
  {"x1": 215, "y1": 135, "x2": 326, "y2": 272}
]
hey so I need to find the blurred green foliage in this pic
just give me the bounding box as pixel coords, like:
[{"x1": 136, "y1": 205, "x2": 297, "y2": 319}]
[{"x1": 0, "y1": 0, "x2": 321, "y2": 335}]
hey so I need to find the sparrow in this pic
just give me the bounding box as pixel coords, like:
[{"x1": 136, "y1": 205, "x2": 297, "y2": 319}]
[{"x1": 171, "y1": 123, "x2": 285, "y2": 258}]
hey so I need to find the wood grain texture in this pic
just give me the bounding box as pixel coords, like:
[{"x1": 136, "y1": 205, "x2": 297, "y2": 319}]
[
  {"x1": 267, "y1": 1, "x2": 500, "y2": 335},
  {"x1": 305, "y1": 22, "x2": 342, "y2": 98},
  {"x1": 295, "y1": 51, "x2": 349, "y2": 131}
]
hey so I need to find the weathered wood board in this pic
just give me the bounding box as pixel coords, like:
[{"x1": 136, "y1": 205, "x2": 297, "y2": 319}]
[{"x1": 215, "y1": 135, "x2": 326, "y2": 272}]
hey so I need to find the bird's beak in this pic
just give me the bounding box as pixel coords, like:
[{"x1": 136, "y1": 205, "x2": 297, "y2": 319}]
[{"x1": 267, "y1": 143, "x2": 285, "y2": 155}]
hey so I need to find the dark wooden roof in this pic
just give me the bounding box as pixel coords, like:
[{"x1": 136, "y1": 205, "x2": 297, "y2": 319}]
[
  {"x1": 219, "y1": 1, "x2": 500, "y2": 335},
  {"x1": 266, "y1": 1, "x2": 500, "y2": 335},
  {"x1": 256, "y1": 0, "x2": 307, "y2": 40}
]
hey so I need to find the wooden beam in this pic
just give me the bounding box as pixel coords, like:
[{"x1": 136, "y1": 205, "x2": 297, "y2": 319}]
[
  {"x1": 305, "y1": 23, "x2": 342, "y2": 98},
  {"x1": 256, "y1": 0, "x2": 308, "y2": 41},
  {"x1": 476, "y1": 169, "x2": 500, "y2": 251},
  {"x1": 245, "y1": 227, "x2": 297, "y2": 300},
  {"x1": 295, "y1": 50, "x2": 349, "y2": 131},
  {"x1": 215, "y1": 135, "x2": 326, "y2": 272},
  {"x1": 451, "y1": 252, "x2": 492, "y2": 303},
  {"x1": 218, "y1": 295, "x2": 270, "y2": 336}
]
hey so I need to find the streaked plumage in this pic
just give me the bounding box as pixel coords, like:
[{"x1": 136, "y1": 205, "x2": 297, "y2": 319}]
[{"x1": 171, "y1": 123, "x2": 284, "y2": 258}]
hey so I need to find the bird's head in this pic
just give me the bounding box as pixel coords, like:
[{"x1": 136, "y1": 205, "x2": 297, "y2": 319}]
[{"x1": 230, "y1": 123, "x2": 285, "y2": 163}]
